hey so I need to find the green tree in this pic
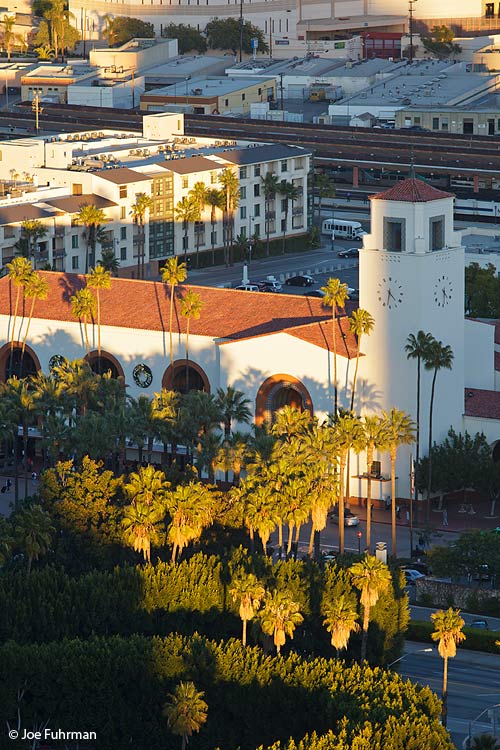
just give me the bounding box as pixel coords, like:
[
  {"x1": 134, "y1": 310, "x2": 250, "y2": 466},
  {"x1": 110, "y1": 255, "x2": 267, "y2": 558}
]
[
  {"x1": 431, "y1": 607, "x2": 466, "y2": 727},
  {"x1": 124, "y1": 464, "x2": 169, "y2": 506},
  {"x1": 321, "y1": 278, "x2": 349, "y2": 415},
  {"x1": 260, "y1": 588, "x2": 303, "y2": 654},
  {"x1": 261, "y1": 172, "x2": 280, "y2": 256},
  {"x1": 188, "y1": 181, "x2": 209, "y2": 267},
  {"x1": 323, "y1": 593, "x2": 360, "y2": 655},
  {"x1": 75, "y1": 204, "x2": 106, "y2": 274},
  {"x1": 465, "y1": 263, "x2": 500, "y2": 318},
  {"x1": 471, "y1": 735, "x2": 500, "y2": 750},
  {"x1": 205, "y1": 188, "x2": 224, "y2": 264},
  {"x1": 121, "y1": 499, "x2": 164, "y2": 563},
  {"x1": 13, "y1": 504, "x2": 54, "y2": 575},
  {"x1": 163, "y1": 681, "x2": 208, "y2": 750},
  {"x1": 314, "y1": 171, "x2": 336, "y2": 222},
  {"x1": 421, "y1": 25, "x2": 461, "y2": 58},
  {"x1": 102, "y1": 16, "x2": 154, "y2": 46},
  {"x1": 42, "y1": 0, "x2": 79, "y2": 59},
  {"x1": 230, "y1": 572, "x2": 265, "y2": 646},
  {"x1": 99, "y1": 247, "x2": 120, "y2": 275},
  {"x1": 350, "y1": 555, "x2": 392, "y2": 662},
  {"x1": 215, "y1": 385, "x2": 251, "y2": 439},
  {"x1": 278, "y1": 181, "x2": 300, "y2": 254},
  {"x1": 2, "y1": 377, "x2": 40, "y2": 500},
  {"x1": 382, "y1": 408, "x2": 415, "y2": 557},
  {"x1": 6, "y1": 256, "x2": 33, "y2": 372},
  {"x1": 20, "y1": 272, "x2": 49, "y2": 358},
  {"x1": 14, "y1": 219, "x2": 47, "y2": 267},
  {"x1": 175, "y1": 195, "x2": 198, "y2": 264},
  {"x1": 165, "y1": 482, "x2": 214, "y2": 563},
  {"x1": 161, "y1": 257, "x2": 188, "y2": 378},
  {"x1": 333, "y1": 412, "x2": 365, "y2": 554},
  {"x1": 205, "y1": 17, "x2": 268, "y2": 55},
  {"x1": 348, "y1": 308, "x2": 374, "y2": 411},
  {"x1": 87, "y1": 265, "x2": 111, "y2": 360},
  {"x1": 162, "y1": 23, "x2": 207, "y2": 54},
  {"x1": 180, "y1": 290, "x2": 203, "y2": 393},
  {"x1": 362, "y1": 415, "x2": 389, "y2": 552},
  {"x1": 52, "y1": 358, "x2": 99, "y2": 416},
  {"x1": 424, "y1": 340, "x2": 454, "y2": 516},
  {"x1": 218, "y1": 168, "x2": 239, "y2": 267},
  {"x1": 70, "y1": 287, "x2": 96, "y2": 355},
  {"x1": 131, "y1": 193, "x2": 153, "y2": 280},
  {"x1": 2, "y1": 15, "x2": 16, "y2": 61}
]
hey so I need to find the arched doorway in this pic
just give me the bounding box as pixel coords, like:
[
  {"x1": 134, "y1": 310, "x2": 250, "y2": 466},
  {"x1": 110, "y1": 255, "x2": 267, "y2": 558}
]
[
  {"x1": 85, "y1": 351, "x2": 124, "y2": 379},
  {"x1": 0, "y1": 342, "x2": 40, "y2": 381},
  {"x1": 255, "y1": 374, "x2": 313, "y2": 425},
  {"x1": 162, "y1": 360, "x2": 210, "y2": 394},
  {"x1": 492, "y1": 440, "x2": 500, "y2": 463}
]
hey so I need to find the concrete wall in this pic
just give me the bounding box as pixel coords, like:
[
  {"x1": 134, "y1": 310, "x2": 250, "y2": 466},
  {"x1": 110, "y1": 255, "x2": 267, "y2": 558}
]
[{"x1": 464, "y1": 319, "x2": 495, "y2": 391}]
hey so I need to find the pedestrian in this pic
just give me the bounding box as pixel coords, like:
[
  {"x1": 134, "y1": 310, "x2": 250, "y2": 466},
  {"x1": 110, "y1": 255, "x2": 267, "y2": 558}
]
[
  {"x1": 6, "y1": 479, "x2": 11, "y2": 490},
  {"x1": 31, "y1": 471, "x2": 37, "y2": 482},
  {"x1": 442, "y1": 508, "x2": 448, "y2": 526},
  {"x1": 396, "y1": 504, "x2": 401, "y2": 519}
]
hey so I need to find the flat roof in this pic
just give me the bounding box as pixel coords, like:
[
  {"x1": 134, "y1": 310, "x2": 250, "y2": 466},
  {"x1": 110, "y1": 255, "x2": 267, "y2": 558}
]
[
  {"x1": 218, "y1": 143, "x2": 311, "y2": 165},
  {"x1": 45, "y1": 194, "x2": 117, "y2": 212},
  {"x1": 143, "y1": 55, "x2": 228, "y2": 78},
  {"x1": 144, "y1": 76, "x2": 274, "y2": 98},
  {"x1": 94, "y1": 167, "x2": 151, "y2": 184},
  {"x1": 158, "y1": 155, "x2": 224, "y2": 175},
  {"x1": 227, "y1": 56, "x2": 348, "y2": 78},
  {"x1": 297, "y1": 14, "x2": 406, "y2": 30}
]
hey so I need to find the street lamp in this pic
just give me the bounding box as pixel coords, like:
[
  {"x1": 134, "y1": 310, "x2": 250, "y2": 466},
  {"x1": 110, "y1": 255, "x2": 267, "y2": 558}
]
[
  {"x1": 465, "y1": 704, "x2": 500, "y2": 749},
  {"x1": 408, "y1": 0, "x2": 418, "y2": 64},
  {"x1": 387, "y1": 647, "x2": 433, "y2": 669},
  {"x1": 31, "y1": 89, "x2": 43, "y2": 134},
  {"x1": 357, "y1": 529, "x2": 362, "y2": 554}
]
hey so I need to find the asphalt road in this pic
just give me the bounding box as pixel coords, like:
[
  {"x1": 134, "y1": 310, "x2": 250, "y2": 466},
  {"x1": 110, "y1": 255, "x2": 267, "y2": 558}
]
[
  {"x1": 410, "y1": 605, "x2": 500, "y2": 632},
  {"x1": 398, "y1": 642, "x2": 500, "y2": 747}
]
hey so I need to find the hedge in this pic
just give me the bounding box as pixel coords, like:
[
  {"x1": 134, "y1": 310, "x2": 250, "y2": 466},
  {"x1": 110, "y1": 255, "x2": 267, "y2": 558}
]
[
  {"x1": 0, "y1": 634, "x2": 452, "y2": 750},
  {"x1": 407, "y1": 619, "x2": 500, "y2": 653}
]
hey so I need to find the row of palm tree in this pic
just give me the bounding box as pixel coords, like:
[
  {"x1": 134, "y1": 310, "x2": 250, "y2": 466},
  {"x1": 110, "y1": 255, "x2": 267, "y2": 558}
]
[{"x1": 6, "y1": 257, "x2": 49, "y2": 377}]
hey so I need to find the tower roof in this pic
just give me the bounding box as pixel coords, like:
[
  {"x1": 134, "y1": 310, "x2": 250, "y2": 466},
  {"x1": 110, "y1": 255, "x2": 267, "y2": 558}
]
[{"x1": 370, "y1": 178, "x2": 454, "y2": 203}]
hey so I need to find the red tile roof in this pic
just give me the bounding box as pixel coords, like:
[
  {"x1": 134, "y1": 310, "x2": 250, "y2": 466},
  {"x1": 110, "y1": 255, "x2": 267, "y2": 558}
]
[
  {"x1": 370, "y1": 178, "x2": 454, "y2": 203},
  {"x1": 0, "y1": 272, "x2": 358, "y2": 358},
  {"x1": 464, "y1": 388, "x2": 500, "y2": 420},
  {"x1": 286, "y1": 318, "x2": 358, "y2": 358}
]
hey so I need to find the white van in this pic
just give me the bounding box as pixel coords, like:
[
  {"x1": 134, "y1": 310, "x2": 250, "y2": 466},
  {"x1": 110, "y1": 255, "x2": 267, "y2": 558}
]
[
  {"x1": 234, "y1": 283, "x2": 260, "y2": 292},
  {"x1": 322, "y1": 218, "x2": 365, "y2": 240}
]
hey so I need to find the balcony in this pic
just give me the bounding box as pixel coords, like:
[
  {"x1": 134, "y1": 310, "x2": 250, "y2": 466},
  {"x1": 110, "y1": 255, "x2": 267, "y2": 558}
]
[{"x1": 265, "y1": 211, "x2": 276, "y2": 220}]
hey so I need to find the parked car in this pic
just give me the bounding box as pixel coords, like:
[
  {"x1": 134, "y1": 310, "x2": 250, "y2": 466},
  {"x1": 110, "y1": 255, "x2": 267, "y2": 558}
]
[
  {"x1": 258, "y1": 278, "x2": 282, "y2": 293},
  {"x1": 234, "y1": 283, "x2": 259, "y2": 292},
  {"x1": 338, "y1": 247, "x2": 359, "y2": 258},
  {"x1": 285, "y1": 275, "x2": 314, "y2": 287},
  {"x1": 401, "y1": 568, "x2": 426, "y2": 584},
  {"x1": 329, "y1": 509, "x2": 360, "y2": 527},
  {"x1": 305, "y1": 289, "x2": 325, "y2": 298}
]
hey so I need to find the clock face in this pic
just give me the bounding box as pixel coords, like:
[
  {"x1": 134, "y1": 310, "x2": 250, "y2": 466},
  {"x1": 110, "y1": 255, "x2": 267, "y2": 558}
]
[
  {"x1": 434, "y1": 275, "x2": 453, "y2": 307},
  {"x1": 377, "y1": 276, "x2": 404, "y2": 310},
  {"x1": 133, "y1": 363, "x2": 153, "y2": 388}
]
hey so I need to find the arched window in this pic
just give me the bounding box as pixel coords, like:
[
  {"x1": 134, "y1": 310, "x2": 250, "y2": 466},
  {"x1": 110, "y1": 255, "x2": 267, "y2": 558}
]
[
  {"x1": 0, "y1": 343, "x2": 40, "y2": 381},
  {"x1": 162, "y1": 360, "x2": 210, "y2": 394},
  {"x1": 255, "y1": 374, "x2": 313, "y2": 425},
  {"x1": 85, "y1": 351, "x2": 124, "y2": 379}
]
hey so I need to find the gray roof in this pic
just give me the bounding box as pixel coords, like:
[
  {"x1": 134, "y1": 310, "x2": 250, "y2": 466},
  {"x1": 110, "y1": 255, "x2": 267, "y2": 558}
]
[
  {"x1": 0, "y1": 204, "x2": 54, "y2": 226},
  {"x1": 219, "y1": 144, "x2": 311, "y2": 165},
  {"x1": 159, "y1": 156, "x2": 224, "y2": 175},
  {"x1": 45, "y1": 194, "x2": 117, "y2": 213},
  {"x1": 94, "y1": 167, "x2": 151, "y2": 185}
]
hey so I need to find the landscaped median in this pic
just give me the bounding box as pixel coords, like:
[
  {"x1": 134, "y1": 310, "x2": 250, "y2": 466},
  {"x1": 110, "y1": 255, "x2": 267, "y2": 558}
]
[{"x1": 408, "y1": 619, "x2": 500, "y2": 653}]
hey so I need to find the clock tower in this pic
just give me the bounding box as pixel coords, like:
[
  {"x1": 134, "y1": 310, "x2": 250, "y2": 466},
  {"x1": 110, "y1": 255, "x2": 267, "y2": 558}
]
[{"x1": 358, "y1": 178, "x2": 465, "y2": 496}]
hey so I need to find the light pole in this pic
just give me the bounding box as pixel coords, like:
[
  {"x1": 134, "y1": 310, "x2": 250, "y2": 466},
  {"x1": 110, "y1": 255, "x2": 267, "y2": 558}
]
[
  {"x1": 466, "y1": 704, "x2": 500, "y2": 749},
  {"x1": 387, "y1": 647, "x2": 433, "y2": 669},
  {"x1": 32, "y1": 89, "x2": 43, "y2": 134},
  {"x1": 239, "y1": 0, "x2": 244, "y2": 62},
  {"x1": 408, "y1": 0, "x2": 418, "y2": 64}
]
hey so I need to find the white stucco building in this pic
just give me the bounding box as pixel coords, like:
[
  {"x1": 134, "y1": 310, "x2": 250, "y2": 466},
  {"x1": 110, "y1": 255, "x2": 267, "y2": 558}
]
[{"x1": 2, "y1": 175, "x2": 500, "y2": 502}]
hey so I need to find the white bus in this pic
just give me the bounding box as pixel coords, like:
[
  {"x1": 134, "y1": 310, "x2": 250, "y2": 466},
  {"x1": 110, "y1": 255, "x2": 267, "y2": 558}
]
[{"x1": 321, "y1": 218, "x2": 365, "y2": 240}]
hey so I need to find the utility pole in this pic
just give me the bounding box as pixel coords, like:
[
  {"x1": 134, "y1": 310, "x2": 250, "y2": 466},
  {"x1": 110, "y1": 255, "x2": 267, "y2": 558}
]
[
  {"x1": 239, "y1": 0, "x2": 244, "y2": 62},
  {"x1": 408, "y1": 0, "x2": 417, "y2": 64},
  {"x1": 32, "y1": 90, "x2": 43, "y2": 134}
]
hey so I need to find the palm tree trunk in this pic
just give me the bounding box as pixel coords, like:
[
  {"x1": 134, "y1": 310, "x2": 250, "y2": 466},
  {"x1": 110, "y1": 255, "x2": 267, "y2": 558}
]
[
  {"x1": 391, "y1": 446, "x2": 397, "y2": 557},
  {"x1": 415, "y1": 357, "x2": 421, "y2": 525},
  {"x1": 265, "y1": 197, "x2": 271, "y2": 257},
  {"x1": 85, "y1": 238, "x2": 90, "y2": 274},
  {"x1": 308, "y1": 524, "x2": 314, "y2": 557},
  {"x1": 427, "y1": 369, "x2": 438, "y2": 521},
  {"x1": 281, "y1": 204, "x2": 288, "y2": 254},
  {"x1": 10, "y1": 285, "x2": 22, "y2": 366},
  {"x1": 242, "y1": 617, "x2": 247, "y2": 647},
  {"x1": 360, "y1": 604, "x2": 370, "y2": 662},
  {"x1": 442, "y1": 656, "x2": 448, "y2": 727},
  {"x1": 13, "y1": 432, "x2": 19, "y2": 510},
  {"x1": 83, "y1": 316, "x2": 90, "y2": 355},
  {"x1": 211, "y1": 216, "x2": 216, "y2": 265},
  {"x1": 338, "y1": 454, "x2": 345, "y2": 554},
  {"x1": 278, "y1": 523, "x2": 283, "y2": 559},
  {"x1": 96, "y1": 291, "x2": 101, "y2": 359},
  {"x1": 350, "y1": 343, "x2": 362, "y2": 411},
  {"x1": 27, "y1": 553, "x2": 33, "y2": 577},
  {"x1": 21, "y1": 297, "x2": 36, "y2": 356},
  {"x1": 23, "y1": 423, "x2": 28, "y2": 499},
  {"x1": 169, "y1": 284, "x2": 175, "y2": 376},
  {"x1": 366, "y1": 444, "x2": 373, "y2": 552},
  {"x1": 287, "y1": 523, "x2": 294, "y2": 556},
  {"x1": 332, "y1": 311, "x2": 338, "y2": 415}
]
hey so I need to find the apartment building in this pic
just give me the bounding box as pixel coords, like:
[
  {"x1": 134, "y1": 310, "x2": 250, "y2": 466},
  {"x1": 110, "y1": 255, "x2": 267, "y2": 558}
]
[{"x1": 0, "y1": 113, "x2": 310, "y2": 277}]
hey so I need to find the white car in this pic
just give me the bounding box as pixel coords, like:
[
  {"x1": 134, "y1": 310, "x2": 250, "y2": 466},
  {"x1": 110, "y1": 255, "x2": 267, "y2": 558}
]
[
  {"x1": 402, "y1": 568, "x2": 426, "y2": 584},
  {"x1": 234, "y1": 283, "x2": 259, "y2": 292}
]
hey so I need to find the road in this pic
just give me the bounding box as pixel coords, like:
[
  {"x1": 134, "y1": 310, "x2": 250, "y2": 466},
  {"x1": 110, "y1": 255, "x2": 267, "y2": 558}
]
[
  {"x1": 410, "y1": 605, "x2": 500, "y2": 631},
  {"x1": 398, "y1": 641, "x2": 500, "y2": 748}
]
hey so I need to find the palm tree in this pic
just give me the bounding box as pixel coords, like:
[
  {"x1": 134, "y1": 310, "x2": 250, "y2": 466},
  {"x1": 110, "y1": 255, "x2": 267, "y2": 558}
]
[
  {"x1": 349, "y1": 308, "x2": 375, "y2": 411},
  {"x1": 205, "y1": 187, "x2": 224, "y2": 264},
  {"x1": 70, "y1": 288, "x2": 96, "y2": 355},
  {"x1": 362, "y1": 415, "x2": 389, "y2": 552},
  {"x1": 161, "y1": 257, "x2": 188, "y2": 379},
  {"x1": 2, "y1": 14, "x2": 15, "y2": 61},
  {"x1": 431, "y1": 607, "x2": 466, "y2": 728},
  {"x1": 75, "y1": 204, "x2": 106, "y2": 273},
  {"x1": 102, "y1": 14, "x2": 117, "y2": 46},
  {"x1": 87, "y1": 265, "x2": 111, "y2": 361},
  {"x1": 121, "y1": 499, "x2": 164, "y2": 563},
  {"x1": 424, "y1": 340, "x2": 454, "y2": 516},
  {"x1": 180, "y1": 290, "x2": 203, "y2": 393},
  {"x1": 218, "y1": 168, "x2": 240, "y2": 267},
  {"x1": 175, "y1": 195, "x2": 197, "y2": 264},
  {"x1": 278, "y1": 181, "x2": 300, "y2": 254},
  {"x1": 261, "y1": 172, "x2": 280, "y2": 256},
  {"x1": 3, "y1": 377, "x2": 40, "y2": 499},
  {"x1": 215, "y1": 385, "x2": 251, "y2": 439},
  {"x1": 350, "y1": 555, "x2": 392, "y2": 662},
  {"x1": 382, "y1": 408, "x2": 415, "y2": 558},
  {"x1": 163, "y1": 681, "x2": 208, "y2": 750},
  {"x1": 99, "y1": 248, "x2": 120, "y2": 275},
  {"x1": 405, "y1": 330, "x2": 435, "y2": 525},
  {"x1": 321, "y1": 278, "x2": 350, "y2": 415},
  {"x1": 260, "y1": 589, "x2": 304, "y2": 655},
  {"x1": 124, "y1": 464, "x2": 169, "y2": 506},
  {"x1": 230, "y1": 572, "x2": 265, "y2": 646},
  {"x1": 6, "y1": 257, "x2": 33, "y2": 373},
  {"x1": 131, "y1": 193, "x2": 153, "y2": 280},
  {"x1": 322, "y1": 593, "x2": 360, "y2": 655},
  {"x1": 188, "y1": 181, "x2": 208, "y2": 267},
  {"x1": 333, "y1": 412, "x2": 365, "y2": 554},
  {"x1": 471, "y1": 735, "x2": 500, "y2": 750},
  {"x1": 314, "y1": 171, "x2": 335, "y2": 222},
  {"x1": 271, "y1": 405, "x2": 312, "y2": 441},
  {"x1": 13, "y1": 504, "x2": 54, "y2": 576},
  {"x1": 20, "y1": 273, "x2": 49, "y2": 358},
  {"x1": 52, "y1": 358, "x2": 99, "y2": 416},
  {"x1": 165, "y1": 482, "x2": 214, "y2": 563},
  {"x1": 15, "y1": 219, "x2": 47, "y2": 268}
]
